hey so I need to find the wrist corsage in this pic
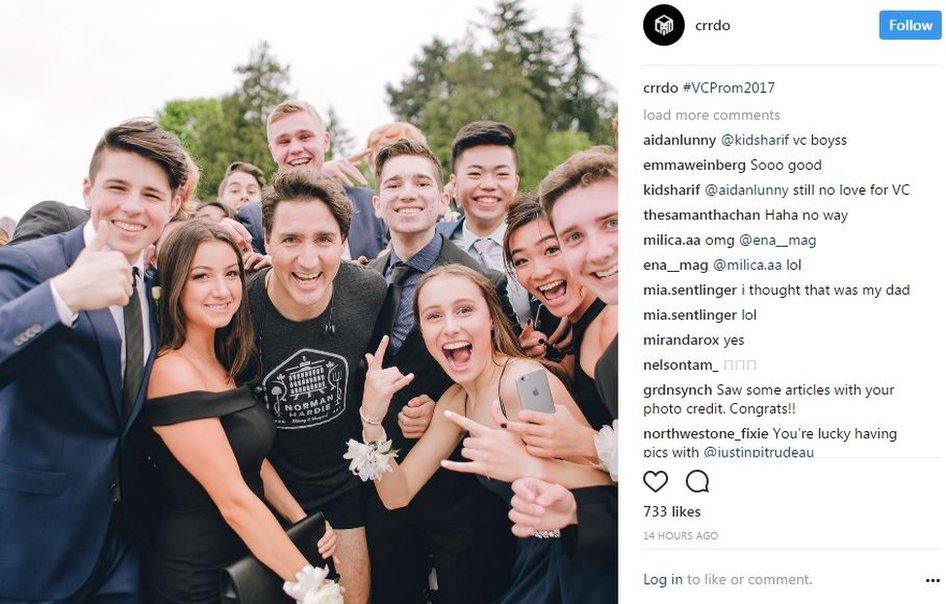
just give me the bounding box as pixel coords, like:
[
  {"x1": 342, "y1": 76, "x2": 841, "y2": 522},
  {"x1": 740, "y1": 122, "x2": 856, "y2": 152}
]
[
  {"x1": 594, "y1": 420, "x2": 618, "y2": 481},
  {"x1": 283, "y1": 564, "x2": 344, "y2": 603},
  {"x1": 343, "y1": 428, "x2": 398, "y2": 481}
]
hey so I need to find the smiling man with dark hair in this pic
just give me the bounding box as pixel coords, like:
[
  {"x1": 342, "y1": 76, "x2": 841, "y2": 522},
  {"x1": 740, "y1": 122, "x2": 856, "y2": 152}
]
[
  {"x1": 243, "y1": 169, "x2": 386, "y2": 603},
  {"x1": 438, "y1": 121, "x2": 532, "y2": 326}
]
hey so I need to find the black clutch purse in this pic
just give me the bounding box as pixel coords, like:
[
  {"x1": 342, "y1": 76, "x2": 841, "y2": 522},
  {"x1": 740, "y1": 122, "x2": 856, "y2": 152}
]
[{"x1": 220, "y1": 512, "x2": 327, "y2": 603}]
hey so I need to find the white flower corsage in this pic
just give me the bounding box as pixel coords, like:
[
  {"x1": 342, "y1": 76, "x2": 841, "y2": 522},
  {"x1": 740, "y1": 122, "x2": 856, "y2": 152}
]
[
  {"x1": 283, "y1": 564, "x2": 344, "y2": 604},
  {"x1": 343, "y1": 429, "x2": 398, "y2": 482},
  {"x1": 594, "y1": 420, "x2": 618, "y2": 481},
  {"x1": 149, "y1": 286, "x2": 162, "y2": 326}
]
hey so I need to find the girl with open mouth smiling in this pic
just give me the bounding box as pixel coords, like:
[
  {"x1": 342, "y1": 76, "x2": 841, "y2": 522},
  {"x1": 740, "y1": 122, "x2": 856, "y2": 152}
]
[
  {"x1": 503, "y1": 195, "x2": 618, "y2": 432},
  {"x1": 355, "y1": 264, "x2": 611, "y2": 603}
]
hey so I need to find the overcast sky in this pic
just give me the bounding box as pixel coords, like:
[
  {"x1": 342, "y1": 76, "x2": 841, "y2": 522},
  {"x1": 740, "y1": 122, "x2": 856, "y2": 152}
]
[{"x1": 0, "y1": 0, "x2": 617, "y2": 221}]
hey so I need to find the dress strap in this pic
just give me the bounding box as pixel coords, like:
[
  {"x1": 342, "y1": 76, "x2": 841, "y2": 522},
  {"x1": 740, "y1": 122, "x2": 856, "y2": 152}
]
[
  {"x1": 496, "y1": 360, "x2": 511, "y2": 418},
  {"x1": 464, "y1": 359, "x2": 515, "y2": 421}
]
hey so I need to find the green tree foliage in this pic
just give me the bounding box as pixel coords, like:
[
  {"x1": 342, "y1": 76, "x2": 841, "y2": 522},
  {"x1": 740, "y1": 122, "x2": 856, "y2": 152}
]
[
  {"x1": 155, "y1": 98, "x2": 221, "y2": 153},
  {"x1": 385, "y1": 37, "x2": 451, "y2": 126},
  {"x1": 386, "y1": 0, "x2": 613, "y2": 188},
  {"x1": 235, "y1": 41, "x2": 291, "y2": 126},
  {"x1": 560, "y1": 9, "x2": 614, "y2": 143},
  {"x1": 480, "y1": 0, "x2": 561, "y2": 130},
  {"x1": 157, "y1": 41, "x2": 290, "y2": 201}
]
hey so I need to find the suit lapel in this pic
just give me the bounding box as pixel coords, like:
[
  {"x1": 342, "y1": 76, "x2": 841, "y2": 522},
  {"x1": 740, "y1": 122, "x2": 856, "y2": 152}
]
[
  {"x1": 396, "y1": 325, "x2": 423, "y2": 362},
  {"x1": 62, "y1": 226, "x2": 124, "y2": 418},
  {"x1": 124, "y1": 344, "x2": 156, "y2": 435},
  {"x1": 438, "y1": 237, "x2": 477, "y2": 266},
  {"x1": 367, "y1": 255, "x2": 398, "y2": 353},
  {"x1": 393, "y1": 241, "x2": 452, "y2": 362},
  {"x1": 366, "y1": 253, "x2": 388, "y2": 275},
  {"x1": 87, "y1": 309, "x2": 124, "y2": 419}
]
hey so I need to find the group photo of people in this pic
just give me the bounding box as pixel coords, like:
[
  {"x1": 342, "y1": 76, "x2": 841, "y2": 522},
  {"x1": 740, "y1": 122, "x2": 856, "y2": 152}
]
[{"x1": 0, "y1": 2, "x2": 618, "y2": 603}]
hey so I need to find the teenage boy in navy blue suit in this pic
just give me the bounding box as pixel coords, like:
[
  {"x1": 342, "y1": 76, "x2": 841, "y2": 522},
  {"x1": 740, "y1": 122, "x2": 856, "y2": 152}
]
[{"x1": 0, "y1": 120, "x2": 187, "y2": 602}]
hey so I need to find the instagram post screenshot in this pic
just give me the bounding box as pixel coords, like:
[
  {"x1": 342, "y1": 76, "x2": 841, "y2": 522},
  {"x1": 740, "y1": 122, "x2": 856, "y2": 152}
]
[
  {"x1": 627, "y1": 1, "x2": 944, "y2": 602},
  {"x1": 0, "y1": 1, "x2": 621, "y2": 603},
  {"x1": 4, "y1": 0, "x2": 940, "y2": 602}
]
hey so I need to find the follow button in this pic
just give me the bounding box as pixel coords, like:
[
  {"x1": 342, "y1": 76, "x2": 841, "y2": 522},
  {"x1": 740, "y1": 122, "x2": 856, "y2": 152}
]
[{"x1": 879, "y1": 10, "x2": 941, "y2": 40}]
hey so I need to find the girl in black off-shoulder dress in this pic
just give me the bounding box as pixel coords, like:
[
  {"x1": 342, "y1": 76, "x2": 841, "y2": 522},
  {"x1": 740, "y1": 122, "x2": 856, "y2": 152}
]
[
  {"x1": 144, "y1": 221, "x2": 337, "y2": 603},
  {"x1": 144, "y1": 387, "x2": 275, "y2": 602}
]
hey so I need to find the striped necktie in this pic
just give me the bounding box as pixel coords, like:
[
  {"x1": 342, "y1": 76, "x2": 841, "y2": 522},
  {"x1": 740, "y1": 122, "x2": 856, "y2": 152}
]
[
  {"x1": 122, "y1": 267, "x2": 144, "y2": 421},
  {"x1": 388, "y1": 262, "x2": 413, "y2": 351},
  {"x1": 473, "y1": 238, "x2": 498, "y2": 270}
]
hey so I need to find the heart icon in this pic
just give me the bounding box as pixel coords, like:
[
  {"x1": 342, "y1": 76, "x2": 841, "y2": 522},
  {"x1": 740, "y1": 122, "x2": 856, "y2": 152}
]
[{"x1": 643, "y1": 470, "x2": 668, "y2": 493}]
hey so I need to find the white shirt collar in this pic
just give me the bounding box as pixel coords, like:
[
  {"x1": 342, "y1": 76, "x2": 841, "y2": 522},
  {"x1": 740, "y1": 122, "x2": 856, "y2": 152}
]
[{"x1": 460, "y1": 219, "x2": 507, "y2": 250}]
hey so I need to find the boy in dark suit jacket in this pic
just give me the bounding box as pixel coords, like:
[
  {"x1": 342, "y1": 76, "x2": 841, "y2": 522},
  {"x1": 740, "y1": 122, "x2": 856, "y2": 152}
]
[
  {"x1": 436, "y1": 121, "x2": 533, "y2": 325},
  {"x1": 0, "y1": 120, "x2": 187, "y2": 602}
]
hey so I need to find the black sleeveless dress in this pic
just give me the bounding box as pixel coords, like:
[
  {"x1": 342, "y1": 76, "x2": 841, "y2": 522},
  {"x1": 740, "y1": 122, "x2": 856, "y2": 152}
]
[
  {"x1": 484, "y1": 347, "x2": 617, "y2": 603},
  {"x1": 571, "y1": 299, "x2": 614, "y2": 429},
  {"x1": 143, "y1": 386, "x2": 276, "y2": 603},
  {"x1": 465, "y1": 365, "x2": 562, "y2": 604}
]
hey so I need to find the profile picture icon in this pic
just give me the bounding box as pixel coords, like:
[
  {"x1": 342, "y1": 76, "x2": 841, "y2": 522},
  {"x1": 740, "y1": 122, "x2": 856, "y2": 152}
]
[
  {"x1": 645, "y1": 4, "x2": 685, "y2": 46},
  {"x1": 656, "y1": 15, "x2": 674, "y2": 36}
]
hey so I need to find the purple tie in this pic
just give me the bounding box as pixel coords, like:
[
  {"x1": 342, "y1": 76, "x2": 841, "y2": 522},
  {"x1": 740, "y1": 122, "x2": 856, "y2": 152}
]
[{"x1": 473, "y1": 238, "x2": 496, "y2": 270}]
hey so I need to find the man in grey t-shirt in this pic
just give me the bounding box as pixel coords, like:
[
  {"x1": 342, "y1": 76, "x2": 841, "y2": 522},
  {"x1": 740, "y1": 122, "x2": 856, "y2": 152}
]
[
  {"x1": 248, "y1": 262, "x2": 385, "y2": 509},
  {"x1": 245, "y1": 169, "x2": 385, "y2": 604}
]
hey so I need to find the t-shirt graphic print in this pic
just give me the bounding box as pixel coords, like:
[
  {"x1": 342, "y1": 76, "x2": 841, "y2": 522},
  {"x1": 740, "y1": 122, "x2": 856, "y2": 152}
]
[{"x1": 262, "y1": 348, "x2": 348, "y2": 428}]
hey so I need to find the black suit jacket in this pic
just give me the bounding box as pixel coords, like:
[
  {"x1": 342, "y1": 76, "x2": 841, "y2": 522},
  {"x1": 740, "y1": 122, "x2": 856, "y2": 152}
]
[
  {"x1": 10, "y1": 201, "x2": 90, "y2": 246},
  {"x1": 569, "y1": 485, "x2": 618, "y2": 555},
  {"x1": 238, "y1": 186, "x2": 388, "y2": 259},
  {"x1": 595, "y1": 336, "x2": 618, "y2": 420},
  {"x1": 559, "y1": 485, "x2": 618, "y2": 601}
]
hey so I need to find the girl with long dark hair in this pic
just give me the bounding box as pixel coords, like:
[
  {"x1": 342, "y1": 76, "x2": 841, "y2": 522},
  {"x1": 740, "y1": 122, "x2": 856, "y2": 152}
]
[{"x1": 144, "y1": 220, "x2": 337, "y2": 603}]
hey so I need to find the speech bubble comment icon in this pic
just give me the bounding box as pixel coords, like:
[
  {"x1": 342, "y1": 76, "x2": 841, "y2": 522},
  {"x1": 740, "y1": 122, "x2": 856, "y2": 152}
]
[{"x1": 686, "y1": 469, "x2": 709, "y2": 493}]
